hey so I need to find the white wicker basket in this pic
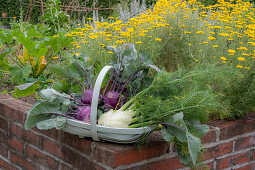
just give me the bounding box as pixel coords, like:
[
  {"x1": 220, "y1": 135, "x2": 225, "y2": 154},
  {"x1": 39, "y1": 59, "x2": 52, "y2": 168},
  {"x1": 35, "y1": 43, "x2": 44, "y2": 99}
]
[{"x1": 62, "y1": 65, "x2": 160, "y2": 143}]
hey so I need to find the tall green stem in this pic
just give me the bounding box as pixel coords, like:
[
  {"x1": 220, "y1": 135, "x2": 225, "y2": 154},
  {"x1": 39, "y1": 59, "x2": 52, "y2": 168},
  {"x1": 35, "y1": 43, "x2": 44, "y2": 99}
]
[{"x1": 120, "y1": 87, "x2": 151, "y2": 111}]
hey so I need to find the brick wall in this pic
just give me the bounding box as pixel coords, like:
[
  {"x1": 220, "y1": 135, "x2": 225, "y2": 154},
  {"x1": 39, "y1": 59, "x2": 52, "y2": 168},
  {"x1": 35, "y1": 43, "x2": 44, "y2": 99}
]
[{"x1": 1, "y1": 93, "x2": 255, "y2": 170}]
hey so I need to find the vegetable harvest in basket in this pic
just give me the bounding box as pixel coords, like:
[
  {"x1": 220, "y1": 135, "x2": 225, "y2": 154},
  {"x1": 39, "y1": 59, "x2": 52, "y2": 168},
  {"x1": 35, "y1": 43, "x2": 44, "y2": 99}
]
[{"x1": 24, "y1": 44, "x2": 223, "y2": 166}]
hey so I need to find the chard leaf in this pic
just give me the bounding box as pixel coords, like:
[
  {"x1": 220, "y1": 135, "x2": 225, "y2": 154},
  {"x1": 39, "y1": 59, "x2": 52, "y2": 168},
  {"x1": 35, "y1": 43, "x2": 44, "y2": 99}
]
[
  {"x1": 24, "y1": 102, "x2": 62, "y2": 130},
  {"x1": 15, "y1": 82, "x2": 40, "y2": 97},
  {"x1": 9, "y1": 65, "x2": 24, "y2": 84},
  {"x1": 36, "y1": 116, "x2": 66, "y2": 130}
]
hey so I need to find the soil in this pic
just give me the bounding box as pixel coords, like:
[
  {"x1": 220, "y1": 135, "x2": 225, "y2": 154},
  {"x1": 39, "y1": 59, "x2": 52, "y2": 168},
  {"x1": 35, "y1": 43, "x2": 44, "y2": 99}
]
[{"x1": 0, "y1": 74, "x2": 36, "y2": 105}]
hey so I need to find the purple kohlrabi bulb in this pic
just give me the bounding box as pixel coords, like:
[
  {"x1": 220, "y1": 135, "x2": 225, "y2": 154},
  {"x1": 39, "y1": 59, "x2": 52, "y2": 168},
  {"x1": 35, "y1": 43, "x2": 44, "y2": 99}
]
[
  {"x1": 75, "y1": 106, "x2": 91, "y2": 121},
  {"x1": 81, "y1": 89, "x2": 93, "y2": 105},
  {"x1": 103, "y1": 91, "x2": 120, "y2": 109}
]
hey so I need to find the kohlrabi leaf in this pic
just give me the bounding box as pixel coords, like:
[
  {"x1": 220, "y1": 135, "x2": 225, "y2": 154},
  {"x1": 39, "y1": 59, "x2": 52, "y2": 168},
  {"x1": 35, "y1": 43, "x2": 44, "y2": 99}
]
[
  {"x1": 161, "y1": 127, "x2": 174, "y2": 142},
  {"x1": 162, "y1": 112, "x2": 202, "y2": 165},
  {"x1": 53, "y1": 80, "x2": 71, "y2": 94},
  {"x1": 186, "y1": 132, "x2": 201, "y2": 165},
  {"x1": 40, "y1": 88, "x2": 71, "y2": 105},
  {"x1": 36, "y1": 116, "x2": 66, "y2": 130},
  {"x1": 24, "y1": 101, "x2": 62, "y2": 130}
]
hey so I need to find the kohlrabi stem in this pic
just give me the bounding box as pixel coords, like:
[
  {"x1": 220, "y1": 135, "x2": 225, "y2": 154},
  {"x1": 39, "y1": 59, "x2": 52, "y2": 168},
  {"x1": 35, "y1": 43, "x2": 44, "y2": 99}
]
[
  {"x1": 82, "y1": 76, "x2": 88, "y2": 90},
  {"x1": 119, "y1": 68, "x2": 143, "y2": 94},
  {"x1": 103, "y1": 72, "x2": 114, "y2": 98},
  {"x1": 160, "y1": 123, "x2": 185, "y2": 132}
]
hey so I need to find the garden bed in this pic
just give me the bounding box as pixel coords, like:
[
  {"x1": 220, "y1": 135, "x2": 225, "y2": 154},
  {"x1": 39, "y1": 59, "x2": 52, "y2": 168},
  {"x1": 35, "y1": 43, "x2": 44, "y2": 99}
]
[{"x1": 1, "y1": 93, "x2": 255, "y2": 170}]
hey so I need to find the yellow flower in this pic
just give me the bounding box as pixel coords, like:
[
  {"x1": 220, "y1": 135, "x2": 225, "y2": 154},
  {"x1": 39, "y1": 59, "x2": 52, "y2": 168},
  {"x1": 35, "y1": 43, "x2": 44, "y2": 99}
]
[
  {"x1": 53, "y1": 35, "x2": 59, "y2": 38},
  {"x1": 75, "y1": 53, "x2": 80, "y2": 56},
  {"x1": 210, "y1": 32, "x2": 215, "y2": 34},
  {"x1": 221, "y1": 61, "x2": 227, "y2": 63},
  {"x1": 245, "y1": 67, "x2": 251, "y2": 69},
  {"x1": 236, "y1": 65, "x2": 243, "y2": 68},
  {"x1": 196, "y1": 31, "x2": 203, "y2": 34},
  {"x1": 65, "y1": 33, "x2": 72, "y2": 37},
  {"x1": 76, "y1": 46, "x2": 81, "y2": 48},
  {"x1": 208, "y1": 36, "x2": 216, "y2": 40},
  {"x1": 220, "y1": 57, "x2": 227, "y2": 61},
  {"x1": 237, "y1": 47, "x2": 248, "y2": 51},
  {"x1": 135, "y1": 41, "x2": 142, "y2": 44},
  {"x1": 105, "y1": 38, "x2": 111, "y2": 41},
  {"x1": 82, "y1": 41, "x2": 88, "y2": 43},
  {"x1": 108, "y1": 51, "x2": 113, "y2": 54},
  {"x1": 242, "y1": 53, "x2": 250, "y2": 56},
  {"x1": 194, "y1": 59, "x2": 198, "y2": 62},
  {"x1": 188, "y1": 43, "x2": 192, "y2": 46},
  {"x1": 53, "y1": 56, "x2": 59, "y2": 59},
  {"x1": 155, "y1": 38, "x2": 162, "y2": 41},
  {"x1": 213, "y1": 45, "x2": 218, "y2": 48},
  {"x1": 237, "y1": 57, "x2": 245, "y2": 61},
  {"x1": 184, "y1": 31, "x2": 191, "y2": 34},
  {"x1": 87, "y1": 18, "x2": 93, "y2": 20},
  {"x1": 203, "y1": 42, "x2": 208, "y2": 44},
  {"x1": 147, "y1": 36, "x2": 152, "y2": 38},
  {"x1": 214, "y1": 26, "x2": 222, "y2": 29},
  {"x1": 228, "y1": 49, "x2": 236, "y2": 53},
  {"x1": 219, "y1": 33, "x2": 229, "y2": 37}
]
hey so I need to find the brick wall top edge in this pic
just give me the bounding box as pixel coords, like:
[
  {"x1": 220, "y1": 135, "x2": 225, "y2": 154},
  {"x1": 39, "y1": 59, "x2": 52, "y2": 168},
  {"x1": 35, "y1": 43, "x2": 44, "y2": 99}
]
[{"x1": 1, "y1": 93, "x2": 255, "y2": 162}]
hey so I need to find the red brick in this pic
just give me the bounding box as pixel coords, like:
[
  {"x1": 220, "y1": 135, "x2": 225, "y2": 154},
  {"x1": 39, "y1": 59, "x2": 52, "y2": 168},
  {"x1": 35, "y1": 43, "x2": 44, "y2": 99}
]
[
  {"x1": 0, "y1": 128, "x2": 8, "y2": 144},
  {"x1": 26, "y1": 145, "x2": 59, "y2": 169},
  {"x1": 92, "y1": 132, "x2": 169, "y2": 168},
  {"x1": 209, "y1": 119, "x2": 255, "y2": 140},
  {"x1": 42, "y1": 137, "x2": 60, "y2": 157},
  {"x1": 0, "y1": 157, "x2": 19, "y2": 170},
  {"x1": 235, "y1": 135, "x2": 255, "y2": 151},
  {"x1": 10, "y1": 123, "x2": 40, "y2": 148},
  {"x1": 136, "y1": 157, "x2": 184, "y2": 170},
  {"x1": 0, "y1": 117, "x2": 8, "y2": 131},
  {"x1": 59, "y1": 163, "x2": 75, "y2": 170},
  {"x1": 7, "y1": 137, "x2": 23, "y2": 153},
  {"x1": 0, "y1": 93, "x2": 12, "y2": 99},
  {"x1": 59, "y1": 131, "x2": 92, "y2": 155},
  {"x1": 232, "y1": 152, "x2": 251, "y2": 165},
  {"x1": 236, "y1": 162, "x2": 255, "y2": 170},
  {"x1": 252, "y1": 150, "x2": 255, "y2": 160},
  {"x1": 59, "y1": 145, "x2": 90, "y2": 169},
  {"x1": 9, "y1": 151, "x2": 34, "y2": 170},
  {"x1": 196, "y1": 161, "x2": 214, "y2": 170},
  {"x1": 0, "y1": 144, "x2": 8, "y2": 158},
  {"x1": 216, "y1": 156, "x2": 231, "y2": 169},
  {"x1": 201, "y1": 142, "x2": 233, "y2": 161},
  {"x1": 34, "y1": 127, "x2": 59, "y2": 140},
  {"x1": 0, "y1": 97, "x2": 31, "y2": 123},
  {"x1": 202, "y1": 127, "x2": 217, "y2": 144}
]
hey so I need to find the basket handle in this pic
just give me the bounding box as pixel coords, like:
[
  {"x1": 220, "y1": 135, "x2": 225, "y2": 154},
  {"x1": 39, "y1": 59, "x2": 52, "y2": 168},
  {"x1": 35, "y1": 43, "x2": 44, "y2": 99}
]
[
  {"x1": 90, "y1": 65, "x2": 160, "y2": 141},
  {"x1": 91, "y1": 66, "x2": 113, "y2": 141}
]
